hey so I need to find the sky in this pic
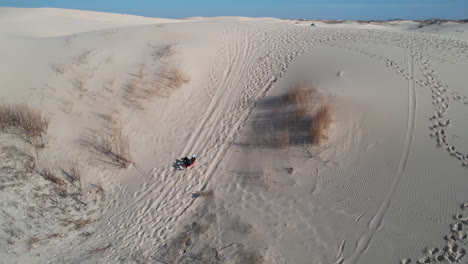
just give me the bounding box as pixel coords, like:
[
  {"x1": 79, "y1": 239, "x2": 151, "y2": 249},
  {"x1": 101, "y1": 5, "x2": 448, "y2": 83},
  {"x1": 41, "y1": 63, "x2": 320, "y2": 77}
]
[{"x1": 1, "y1": 0, "x2": 467, "y2": 20}]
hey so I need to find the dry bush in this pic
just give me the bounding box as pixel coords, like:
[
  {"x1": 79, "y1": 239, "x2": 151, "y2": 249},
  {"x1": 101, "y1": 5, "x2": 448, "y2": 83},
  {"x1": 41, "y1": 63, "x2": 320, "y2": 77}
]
[
  {"x1": 79, "y1": 231, "x2": 94, "y2": 238},
  {"x1": 68, "y1": 161, "x2": 81, "y2": 185},
  {"x1": 159, "y1": 67, "x2": 190, "y2": 91},
  {"x1": 200, "y1": 190, "x2": 214, "y2": 197},
  {"x1": 193, "y1": 189, "x2": 214, "y2": 198},
  {"x1": 166, "y1": 68, "x2": 190, "y2": 89},
  {"x1": 288, "y1": 83, "x2": 317, "y2": 104},
  {"x1": 61, "y1": 160, "x2": 81, "y2": 189},
  {"x1": 240, "y1": 249, "x2": 265, "y2": 264},
  {"x1": 88, "y1": 244, "x2": 112, "y2": 254},
  {"x1": 28, "y1": 233, "x2": 65, "y2": 248},
  {"x1": 105, "y1": 56, "x2": 114, "y2": 64},
  {"x1": 73, "y1": 76, "x2": 87, "y2": 93},
  {"x1": 137, "y1": 67, "x2": 190, "y2": 99},
  {"x1": 53, "y1": 185, "x2": 68, "y2": 198},
  {"x1": 82, "y1": 121, "x2": 133, "y2": 169},
  {"x1": 62, "y1": 218, "x2": 91, "y2": 231},
  {"x1": 278, "y1": 129, "x2": 289, "y2": 149},
  {"x1": 153, "y1": 44, "x2": 176, "y2": 59},
  {"x1": 50, "y1": 63, "x2": 65, "y2": 75},
  {"x1": 40, "y1": 167, "x2": 66, "y2": 186},
  {"x1": 0, "y1": 103, "x2": 49, "y2": 146},
  {"x1": 76, "y1": 50, "x2": 92, "y2": 65},
  {"x1": 310, "y1": 101, "x2": 333, "y2": 145},
  {"x1": 288, "y1": 84, "x2": 317, "y2": 122},
  {"x1": 126, "y1": 80, "x2": 144, "y2": 109}
]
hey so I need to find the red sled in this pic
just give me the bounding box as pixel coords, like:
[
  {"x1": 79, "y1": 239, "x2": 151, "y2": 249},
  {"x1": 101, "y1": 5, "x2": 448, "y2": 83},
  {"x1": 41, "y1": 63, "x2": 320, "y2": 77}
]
[{"x1": 184, "y1": 161, "x2": 196, "y2": 169}]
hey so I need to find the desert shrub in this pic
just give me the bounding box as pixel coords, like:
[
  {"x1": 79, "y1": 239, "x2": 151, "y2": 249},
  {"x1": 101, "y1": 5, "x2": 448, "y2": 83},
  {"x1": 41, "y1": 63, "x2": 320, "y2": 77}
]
[
  {"x1": 61, "y1": 160, "x2": 81, "y2": 189},
  {"x1": 82, "y1": 123, "x2": 133, "y2": 169},
  {"x1": 288, "y1": 84, "x2": 316, "y2": 122},
  {"x1": 0, "y1": 103, "x2": 49, "y2": 146},
  {"x1": 160, "y1": 67, "x2": 191, "y2": 90},
  {"x1": 278, "y1": 129, "x2": 289, "y2": 149},
  {"x1": 310, "y1": 101, "x2": 333, "y2": 145},
  {"x1": 288, "y1": 83, "x2": 317, "y2": 104},
  {"x1": 192, "y1": 190, "x2": 214, "y2": 198},
  {"x1": 40, "y1": 167, "x2": 66, "y2": 186},
  {"x1": 28, "y1": 233, "x2": 65, "y2": 248},
  {"x1": 240, "y1": 249, "x2": 265, "y2": 264},
  {"x1": 154, "y1": 44, "x2": 176, "y2": 59},
  {"x1": 62, "y1": 219, "x2": 91, "y2": 231}
]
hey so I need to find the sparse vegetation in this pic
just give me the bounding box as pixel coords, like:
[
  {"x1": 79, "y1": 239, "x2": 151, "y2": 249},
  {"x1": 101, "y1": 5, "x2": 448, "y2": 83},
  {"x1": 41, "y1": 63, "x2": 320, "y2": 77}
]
[
  {"x1": 39, "y1": 167, "x2": 66, "y2": 186},
  {"x1": 1, "y1": 144, "x2": 105, "y2": 261},
  {"x1": 76, "y1": 49, "x2": 92, "y2": 65},
  {"x1": 73, "y1": 75, "x2": 88, "y2": 93},
  {"x1": 278, "y1": 129, "x2": 289, "y2": 149},
  {"x1": 239, "y1": 249, "x2": 265, "y2": 264},
  {"x1": 0, "y1": 103, "x2": 49, "y2": 147},
  {"x1": 310, "y1": 101, "x2": 333, "y2": 145},
  {"x1": 192, "y1": 189, "x2": 215, "y2": 198},
  {"x1": 88, "y1": 243, "x2": 112, "y2": 254},
  {"x1": 50, "y1": 63, "x2": 66, "y2": 75},
  {"x1": 61, "y1": 160, "x2": 81, "y2": 189},
  {"x1": 288, "y1": 83, "x2": 317, "y2": 122},
  {"x1": 161, "y1": 67, "x2": 191, "y2": 90},
  {"x1": 81, "y1": 116, "x2": 133, "y2": 168},
  {"x1": 28, "y1": 233, "x2": 65, "y2": 249},
  {"x1": 62, "y1": 218, "x2": 91, "y2": 232},
  {"x1": 152, "y1": 44, "x2": 176, "y2": 59},
  {"x1": 251, "y1": 82, "x2": 333, "y2": 148},
  {"x1": 123, "y1": 44, "x2": 190, "y2": 109}
]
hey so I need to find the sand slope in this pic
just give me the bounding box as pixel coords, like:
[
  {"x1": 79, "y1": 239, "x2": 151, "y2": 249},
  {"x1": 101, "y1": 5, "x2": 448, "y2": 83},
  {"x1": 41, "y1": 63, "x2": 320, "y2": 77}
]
[
  {"x1": 0, "y1": 7, "x2": 186, "y2": 37},
  {"x1": 1, "y1": 7, "x2": 468, "y2": 264}
]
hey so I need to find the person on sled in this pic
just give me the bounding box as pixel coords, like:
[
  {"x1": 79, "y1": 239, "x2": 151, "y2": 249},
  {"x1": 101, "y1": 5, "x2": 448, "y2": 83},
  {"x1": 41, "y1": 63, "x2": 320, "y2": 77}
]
[{"x1": 182, "y1": 155, "x2": 196, "y2": 167}]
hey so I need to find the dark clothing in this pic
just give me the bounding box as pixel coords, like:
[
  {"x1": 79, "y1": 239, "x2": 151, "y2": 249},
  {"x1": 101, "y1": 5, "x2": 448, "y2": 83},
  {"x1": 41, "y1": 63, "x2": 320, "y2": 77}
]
[{"x1": 183, "y1": 157, "x2": 196, "y2": 166}]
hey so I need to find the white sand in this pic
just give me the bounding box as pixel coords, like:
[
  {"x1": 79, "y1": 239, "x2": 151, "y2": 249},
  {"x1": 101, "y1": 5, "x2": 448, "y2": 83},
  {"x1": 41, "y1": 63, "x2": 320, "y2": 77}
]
[{"x1": 1, "y1": 7, "x2": 468, "y2": 264}]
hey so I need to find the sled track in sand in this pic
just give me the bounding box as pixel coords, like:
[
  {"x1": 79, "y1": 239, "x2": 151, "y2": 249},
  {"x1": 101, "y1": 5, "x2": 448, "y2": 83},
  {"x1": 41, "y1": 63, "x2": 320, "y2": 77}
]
[{"x1": 344, "y1": 49, "x2": 417, "y2": 264}]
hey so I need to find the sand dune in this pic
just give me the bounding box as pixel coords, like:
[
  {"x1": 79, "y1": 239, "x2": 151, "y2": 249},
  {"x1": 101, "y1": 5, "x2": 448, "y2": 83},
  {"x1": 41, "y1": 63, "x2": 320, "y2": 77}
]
[
  {"x1": 1, "y1": 7, "x2": 468, "y2": 264},
  {"x1": 0, "y1": 7, "x2": 186, "y2": 37}
]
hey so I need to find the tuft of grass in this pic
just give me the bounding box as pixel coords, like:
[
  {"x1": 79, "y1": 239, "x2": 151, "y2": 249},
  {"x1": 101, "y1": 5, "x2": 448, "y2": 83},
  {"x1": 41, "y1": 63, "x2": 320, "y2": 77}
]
[
  {"x1": 240, "y1": 249, "x2": 265, "y2": 264},
  {"x1": 126, "y1": 80, "x2": 144, "y2": 109},
  {"x1": 50, "y1": 63, "x2": 65, "y2": 75},
  {"x1": 288, "y1": 83, "x2": 317, "y2": 103},
  {"x1": 0, "y1": 103, "x2": 49, "y2": 146},
  {"x1": 82, "y1": 118, "x2": 133, "y2": 169},
  {"x1": 165, "y1": 68, "x2": 191, "y2": 89},
  {"x1": 79, "y1": 231, "x2": 94, "y2": 238},
  {"x1": 278, "y1": 129, "x2": 289, "y2": 149},
  {"x1": 200, "y1": 190, "x2": 214, "y2": 197},
  {"x1": 73, "y1": 76, "x2": 88, "y2": 93},
  {"x1": 62, "y1": 219, "x2": 91, "y2": 231},
  {"x1": 27, "y1": 233, "x2": 65, "y2": 248},
  {"x1": 192, "y1": 189, "x2": 214, "y2": 199},
  {"x1": 153, "y1": 44, "x2": 176, "y2": 59},
  {"x1": 288, "y1": 83, "x2": 317, "y2": 122},
  {"x1": 88, "y1": 244, "x2": 112, "y2": 254},
  {"x1": 76, "y1": 50, "x2": 92, "y2": 65},
  {"x1": 68, "y1": 161, "x2": 81, "y2": 188},
  {"x1": 310, "y1": 101, "x2": 333, "y2": 145},
  {"x1": 61, "y1": 160, "x2": 81, "y2": 189},
  {"x1": 40, "y1": 167, "x2": 66, "y2": 186}
]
